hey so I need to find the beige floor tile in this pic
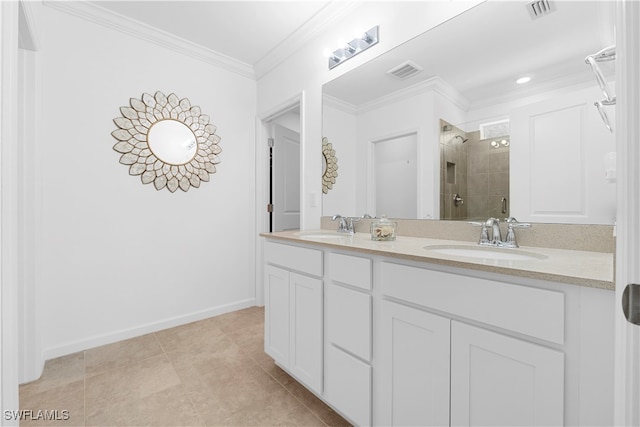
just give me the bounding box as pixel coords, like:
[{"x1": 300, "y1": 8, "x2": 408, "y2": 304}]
[
  {"x1": 86, "y1": 384, "x2": 203, "y2": 427},
  {"x1": 218, "y1": 386, "x2": 325, "y2": 426},
  {"x1": 85, "y1": 333, "x2": 164, "y2": 377},
  {"x1": 285, "y1": 380, "x2": 352, "y2": 427},
  {"x1": 19, "y1": 352, "x2": 84, "y2": 396},
  {"x1": 184, "y1": 358, "x2": 286, "y2": 424},
  {"x1": 85, "y1": 354, "x2": 181, "y2": 418},
  {"x1": 212, "y1": 306, "x2": 264, "y2": 334},
  {"x1": 18, "y1": 305, "x2": 349, "y2": 427},
  {"x1": 19, "y1": 380, "x2": 84, "y2": 427},
  {"x1": 154, "y1": 317, "x2": 226, "y2": 356}
]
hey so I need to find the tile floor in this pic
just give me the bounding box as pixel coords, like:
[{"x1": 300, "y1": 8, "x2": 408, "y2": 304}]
[{"x1": 19, "y1": 306, "x2": 350, "y2": 426}]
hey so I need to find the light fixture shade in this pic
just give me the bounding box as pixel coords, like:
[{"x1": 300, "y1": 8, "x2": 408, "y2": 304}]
[{"x1": 326, "y1": 25, "x2": 379, "y2": 69}]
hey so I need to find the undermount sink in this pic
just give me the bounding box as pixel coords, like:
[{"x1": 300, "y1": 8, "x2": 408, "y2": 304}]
[
  {"x1": 294, "y1": 231, "x2": 348, "y2": 240},
  {"x1": 424, "y1": 244, "x2": 548, "y2": 261}
]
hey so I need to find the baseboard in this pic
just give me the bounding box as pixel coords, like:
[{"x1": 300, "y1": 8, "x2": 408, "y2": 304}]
[{"x1": 41, "y1": 298, "x2": 256, "y2": 362}]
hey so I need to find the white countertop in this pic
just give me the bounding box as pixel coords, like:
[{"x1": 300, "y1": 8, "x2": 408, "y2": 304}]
[{"x1": 261, "y1": 230, "x2": 614, "y2": 290}]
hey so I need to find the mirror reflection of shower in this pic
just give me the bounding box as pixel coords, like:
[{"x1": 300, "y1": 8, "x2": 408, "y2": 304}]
[{"x1": 439, "y1": 119, "x2": 510, "y2": 221}]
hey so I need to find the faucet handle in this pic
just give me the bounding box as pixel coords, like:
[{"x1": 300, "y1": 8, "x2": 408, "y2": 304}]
[
  {"x1": 505, "y1": 217, "x2": 531, "y2": 228},
  {"x1": 469, "y1": 221, "x2": 491, "y2": 245}
]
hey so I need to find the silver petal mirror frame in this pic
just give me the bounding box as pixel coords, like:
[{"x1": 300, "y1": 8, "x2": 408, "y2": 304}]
[
  {"x1": 111, "y1": 91, "x2": 222, "y2": 193},
  {"x1": 322, "y1": 137, "x2": 338, "y2": 194}
]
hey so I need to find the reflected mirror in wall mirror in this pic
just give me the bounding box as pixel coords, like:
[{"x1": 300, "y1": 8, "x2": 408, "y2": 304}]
[
  {"x1": 322, "y1": 0, "x2": 616, "y2": 224},
  {"x1": 147, "y1": 119, "x2": 198, "y2": 165},
  {"x1": 322, "y1": 137, "x2": 338, "y2": 194},
  {"x1": 111, "y1": 91, "x2": 222, "y2": 193}
]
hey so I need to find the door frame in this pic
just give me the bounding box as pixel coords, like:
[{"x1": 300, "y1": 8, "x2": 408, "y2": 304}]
[
  {"x1": 614, "y1": 0, "x2": 640, "y2": 424},
  {"x1": 254, "y1": 93, "x2": 303, "y2": 306},
  {"x1": 1, "y1": 1, "x2": 20, "y2": 422}
]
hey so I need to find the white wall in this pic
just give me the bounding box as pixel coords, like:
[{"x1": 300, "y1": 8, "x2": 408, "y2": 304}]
[
  {"x1": 321, "y1": 99, "x2": 357, "y2": 216},
  {"x1": 28, "y1": 3, "x2": 257, "y2": 369}
]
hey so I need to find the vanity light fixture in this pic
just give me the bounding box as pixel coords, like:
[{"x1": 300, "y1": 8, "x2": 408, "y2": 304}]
[
  {"x1": 516, "y1": 76, "x2": 531, "y2": 84},
  {"x1": 325, "y1": 25, "x2": 379, "y2": 70}
]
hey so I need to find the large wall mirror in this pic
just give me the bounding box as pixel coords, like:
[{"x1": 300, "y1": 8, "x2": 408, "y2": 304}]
[{"x1": 322, "y1": 1, "x2": 616, "y2": 224}]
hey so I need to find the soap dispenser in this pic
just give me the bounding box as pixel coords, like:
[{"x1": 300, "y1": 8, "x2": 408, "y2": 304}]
[{"x1": 370, "y1": 215, "x2": 397, "y2": 241}]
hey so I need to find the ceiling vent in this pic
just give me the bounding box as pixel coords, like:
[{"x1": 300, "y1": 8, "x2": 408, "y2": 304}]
[
  {"x1": 527, "y1": 0, "x2": 555, "y2": 19},
  {"x1": 387, "y1": 60, "x2": 423, "y2": 80}
]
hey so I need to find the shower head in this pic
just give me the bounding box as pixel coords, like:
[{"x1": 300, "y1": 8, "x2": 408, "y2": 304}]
[
  {"x1": 454, "y1": 134, "x2": 469, "y2": 143},
  {"x1": 442, "y1": 124, "x2": 453, "y2": 132}
]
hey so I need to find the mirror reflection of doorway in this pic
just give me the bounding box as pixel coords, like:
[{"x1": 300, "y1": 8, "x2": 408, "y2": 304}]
[{"x1": 372, "y1": 133, "x2": 417, "y2": 218}]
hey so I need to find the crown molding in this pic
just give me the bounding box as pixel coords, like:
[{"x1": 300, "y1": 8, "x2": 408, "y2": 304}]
[
  {"x1": 356, "y1": 77, "x2": 471, "y2": 114},
  {"x1": 323, "y1": 93, "x2": 357, "y2": 115},
  {"x1": 254, "y1": 0, "x2": 364, "y2": 80},
  {"x1": 44, "y1": 0, "x2": 255, "y2": 79}
]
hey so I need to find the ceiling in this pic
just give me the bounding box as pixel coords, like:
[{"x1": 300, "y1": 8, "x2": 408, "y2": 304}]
[{"x1": 91, "y1": 0, "x2": 353, "y2": 74}]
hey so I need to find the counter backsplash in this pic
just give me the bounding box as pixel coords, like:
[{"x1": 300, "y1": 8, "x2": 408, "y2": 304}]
[{"x1": 320, "y1": 217, "x2": 615, "y2": 253}]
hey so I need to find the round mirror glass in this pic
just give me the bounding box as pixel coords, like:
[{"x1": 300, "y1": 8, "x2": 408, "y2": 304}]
[{"x1": 148, "y1": 119, "x2": 197, "y2": 165}]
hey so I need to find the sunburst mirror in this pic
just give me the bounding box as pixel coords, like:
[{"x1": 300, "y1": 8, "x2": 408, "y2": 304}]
[
  {"x1": 111, "y1": 91, "x2": 222, "y2": 193},
  {"x1": 322, "y1": 137, "x2": 338, "y2": 194}
]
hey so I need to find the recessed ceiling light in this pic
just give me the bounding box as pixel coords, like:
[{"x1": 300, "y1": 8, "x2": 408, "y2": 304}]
[{"x1": 516, "y1": 76, "x2": 532, "y2": 85}]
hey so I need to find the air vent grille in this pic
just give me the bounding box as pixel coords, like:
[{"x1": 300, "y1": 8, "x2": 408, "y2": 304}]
[
  {"x1": 387, "y1": 60, "x2": 423, "y2": 80},
  {"x1": 527, "y1": 0, "x2": 555, "y2": 19}
]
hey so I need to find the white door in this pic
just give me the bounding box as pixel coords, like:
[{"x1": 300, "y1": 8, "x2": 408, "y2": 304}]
[
  {"x1": 378, "y1": 300, "x2": 450, "y2": 427},
  {"x1": 373, "y1": 133, "x2": 418, "y2": 218},
  {"x1": 450, "y1": 321, "x2": 564, "y2": 426},
  {"x1": 272, "y1": 124, "x2": 300, "y2": 231}
]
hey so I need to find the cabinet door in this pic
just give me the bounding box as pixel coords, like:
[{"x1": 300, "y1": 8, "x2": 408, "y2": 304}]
[
  {"x1": 378, "y1": 300, "x2": 451, "y2": 426},
  {"x1": 289, "y1": 272, "x2": 323, "y2": 393},
  {"x1": 451, "y1": 321, "x2": 564, "y2": 426},
  {"x1": 264, "y1": 265, "x2": 290, "y2": 367}
]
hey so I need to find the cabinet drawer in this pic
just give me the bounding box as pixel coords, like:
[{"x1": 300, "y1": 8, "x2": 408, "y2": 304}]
[
  {"x1": 327, "y1": 283, "x2": 371, "y2": 361},
  {"x1": 380, "y1": 262, "x2": 565, "y2": 344},
  {"x1": 328, "y1": 252, "x2": 372, "y2": 290},
  {"x1": 264, "y1": 241, "x2": 322, "y2": 277},
  {"x1": 325, "y1": 344, "x2": 371, "y2": 426}
]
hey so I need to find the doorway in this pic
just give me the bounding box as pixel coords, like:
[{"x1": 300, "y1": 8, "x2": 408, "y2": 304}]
[{"x1": 270, "y1": 122, "x2": 300, "y2": 232}]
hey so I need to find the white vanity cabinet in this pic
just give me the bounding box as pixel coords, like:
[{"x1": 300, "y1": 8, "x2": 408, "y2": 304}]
[
  {"x1": 324, "y1": 252, "x2": 373, "y2": 426},
  {"x1": 263, "y1": 241, "x2": 323, "y2": 394},
  {"x1": 262, "y1": 236, "x2": 615, "y2": 426}
]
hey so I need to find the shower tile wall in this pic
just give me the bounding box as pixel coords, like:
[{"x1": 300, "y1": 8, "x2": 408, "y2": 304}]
[
  {"x1": 466, "y1": 131, "x2": 510, "y2": 220},
  {"x1": 440, "y1": 123, "x2": 468, "y2": 220},
  {"x1": 440, "y1": 121, "x2": 510, "y2": 221}
]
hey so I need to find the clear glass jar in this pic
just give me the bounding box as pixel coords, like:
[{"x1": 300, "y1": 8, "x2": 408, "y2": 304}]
[{"x1": 370, "y1": 215, "x2": 397, "y2": 241}]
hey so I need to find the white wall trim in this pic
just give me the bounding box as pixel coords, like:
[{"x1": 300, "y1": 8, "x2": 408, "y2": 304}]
[
  {"x1": 323, "y1": 94, "x2": 357, "y2": 115},
  {"x1": 43, "y1": 0, "x2": 255, "y2": 79},
  {"x1": 42, "y1": 298, "x2": 255, "y2": 361},
  {"x1": 356, "y1": 77, "x2": 471, "y2": 114}
]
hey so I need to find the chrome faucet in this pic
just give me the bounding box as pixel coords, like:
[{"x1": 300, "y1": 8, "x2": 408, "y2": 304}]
[
  {"x1": 332, "y1": 214, "x2": 360, "y2": 234},
  {"x1": 332, "y1": 214, "x2": 372, "y2": 234},
  {"x1": 469, "y1": 217, "x2": 530, "y2": 248}
]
